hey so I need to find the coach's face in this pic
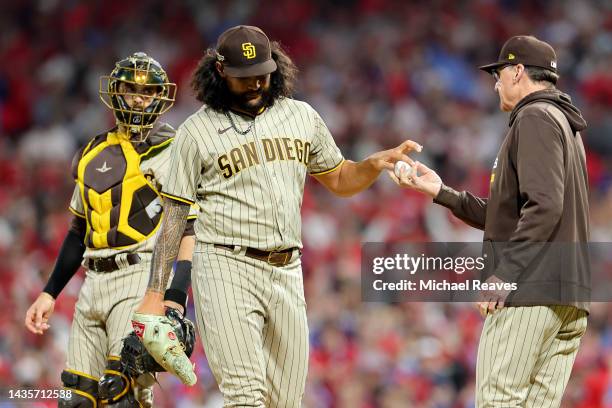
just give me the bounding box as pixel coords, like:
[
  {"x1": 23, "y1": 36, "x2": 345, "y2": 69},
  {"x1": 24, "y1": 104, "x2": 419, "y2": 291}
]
[{"x1": 494, "y1": 64, "x2": 525, "y2": 112}]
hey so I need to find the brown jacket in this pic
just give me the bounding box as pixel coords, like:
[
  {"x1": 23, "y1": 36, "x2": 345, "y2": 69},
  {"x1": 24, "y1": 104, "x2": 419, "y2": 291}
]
[{"x1": 434, "y1": 89, "x2": 590, "y2": 309}]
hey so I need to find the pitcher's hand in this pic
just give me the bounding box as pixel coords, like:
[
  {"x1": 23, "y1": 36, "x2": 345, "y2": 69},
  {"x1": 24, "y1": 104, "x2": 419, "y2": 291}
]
[
  {"x1": 367, "y1": 140, "x2": 422, "y2": 172},
  {"x1": 132, "y1": 290, "x2": 197, "y2": 385},
  {"x1": 131, "y1": 311, "x2": 197, "y2": 386}
]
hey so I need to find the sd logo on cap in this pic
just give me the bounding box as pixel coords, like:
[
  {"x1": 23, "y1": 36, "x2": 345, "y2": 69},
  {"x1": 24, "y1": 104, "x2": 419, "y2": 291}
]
[{"x1": 216, "y1": 25, "x2": 278, "y2": 78}]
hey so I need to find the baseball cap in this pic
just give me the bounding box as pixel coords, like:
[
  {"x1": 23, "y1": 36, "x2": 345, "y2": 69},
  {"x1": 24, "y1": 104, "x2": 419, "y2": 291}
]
[
  {"x1": 216, "y1": 25, "x2": 278, "y2": 78},
  {"x1": 479, "y1": 35, "x2": 557, "y2": 74}
]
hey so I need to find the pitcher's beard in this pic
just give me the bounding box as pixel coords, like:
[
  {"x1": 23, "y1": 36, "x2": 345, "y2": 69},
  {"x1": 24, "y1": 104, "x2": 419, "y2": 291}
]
[{"x1": 232, "y1": 89, "x2": 271, "y2": 114}]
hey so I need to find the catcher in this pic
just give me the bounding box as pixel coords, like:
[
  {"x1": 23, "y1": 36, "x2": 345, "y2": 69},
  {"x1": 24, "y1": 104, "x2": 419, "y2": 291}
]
[{"x1": 24, "y1": 52, "x2": 197, "y2": 407}]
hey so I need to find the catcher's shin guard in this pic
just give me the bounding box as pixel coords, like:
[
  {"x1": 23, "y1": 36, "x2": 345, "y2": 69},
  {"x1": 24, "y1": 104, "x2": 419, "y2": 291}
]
[
  {"x1": 59, "y1": 369, "x2": 99, "y2": 407},
  {"x1": 98, "y1": 357, "x2": 139, "y2": 407}
]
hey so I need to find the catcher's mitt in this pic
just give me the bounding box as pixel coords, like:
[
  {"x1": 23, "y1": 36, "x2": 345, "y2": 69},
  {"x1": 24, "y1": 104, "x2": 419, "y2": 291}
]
[{"x1": 121, "y1": 308, "x2": 196, "y2": 379}]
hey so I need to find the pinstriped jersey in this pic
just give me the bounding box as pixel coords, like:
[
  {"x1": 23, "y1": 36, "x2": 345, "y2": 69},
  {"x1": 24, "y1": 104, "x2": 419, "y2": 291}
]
[
  {"x1": 161, "y1": 97, "x2": 344, "y2": 250},
  {"x1": 70, "y1": 124, "x2": 198, "y2": 259}
]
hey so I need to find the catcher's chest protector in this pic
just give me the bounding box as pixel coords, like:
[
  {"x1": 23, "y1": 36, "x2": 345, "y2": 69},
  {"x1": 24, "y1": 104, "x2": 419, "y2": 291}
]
[{"x1": 75, "y1": 130, "x2": 172, "y2": 249}]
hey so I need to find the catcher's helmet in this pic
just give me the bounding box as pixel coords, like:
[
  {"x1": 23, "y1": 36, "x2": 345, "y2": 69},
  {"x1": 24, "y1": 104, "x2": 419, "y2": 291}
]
[{"x1": 99, "y1": 52, "x2": 176, "y2": 136}]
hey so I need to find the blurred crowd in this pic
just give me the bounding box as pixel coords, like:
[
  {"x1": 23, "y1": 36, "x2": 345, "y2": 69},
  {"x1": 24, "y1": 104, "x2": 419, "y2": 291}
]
[{"x1": 1, "y1": 0, "x2": 611, "y2": 407}]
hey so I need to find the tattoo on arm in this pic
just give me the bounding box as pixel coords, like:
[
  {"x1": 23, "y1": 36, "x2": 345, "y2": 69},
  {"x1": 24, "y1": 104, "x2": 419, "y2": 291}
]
[{"x1": 148, "y1": 200, "x2": 190, "y2": 292}]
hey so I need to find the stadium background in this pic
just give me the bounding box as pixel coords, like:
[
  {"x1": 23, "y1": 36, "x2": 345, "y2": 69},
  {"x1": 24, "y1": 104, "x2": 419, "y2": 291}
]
[{"x1": 1, "y1": 0, "x2": 611, "y2": 406}]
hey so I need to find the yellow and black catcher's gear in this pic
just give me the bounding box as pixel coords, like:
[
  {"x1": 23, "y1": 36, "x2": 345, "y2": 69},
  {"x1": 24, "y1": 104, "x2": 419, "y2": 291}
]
[
  {"x1": 59, "y1": 369, "x2": 99, "y2": 407},
  {"x1": 72, "y1": 124, "x2": 174, "y2": 249},
  {"x1": 99, "y1": 52, "x2": 176, "y2": 137},
  {"x1": 98, "y1": 358, "x2": 139, "y2": 407}
]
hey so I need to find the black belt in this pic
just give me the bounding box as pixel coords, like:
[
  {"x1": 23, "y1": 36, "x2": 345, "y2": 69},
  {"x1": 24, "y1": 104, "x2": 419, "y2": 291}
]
[
  {"x1": 214, "y1": 244, "x2": 298, "y2": 267},
  {"x1": 87, "y1": 254, "x2": 141, "y2": 273}
]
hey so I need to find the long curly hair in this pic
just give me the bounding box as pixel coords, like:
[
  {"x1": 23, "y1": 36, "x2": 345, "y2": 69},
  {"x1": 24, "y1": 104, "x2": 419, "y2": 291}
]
[{"x1": 191, "y1": 41, "x2": 298, "y2": 111}]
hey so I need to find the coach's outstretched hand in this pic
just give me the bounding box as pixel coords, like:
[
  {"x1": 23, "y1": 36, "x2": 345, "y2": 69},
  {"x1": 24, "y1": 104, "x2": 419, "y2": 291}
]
[
  {"x1": 132, "y1": 293, "x2": 197, "y2": 386},
  {"x1": 388, "y1": 161, "x2": 442, "y2": 198}
]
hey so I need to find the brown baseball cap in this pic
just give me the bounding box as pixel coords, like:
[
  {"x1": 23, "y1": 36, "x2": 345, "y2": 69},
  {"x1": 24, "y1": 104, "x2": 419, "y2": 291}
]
[
  {"x1": 479, "y1": 35, "x2": 558, "y2": 74},
  {"x1": 216, "y1": 25, "x2": 278, "y2": 78}
]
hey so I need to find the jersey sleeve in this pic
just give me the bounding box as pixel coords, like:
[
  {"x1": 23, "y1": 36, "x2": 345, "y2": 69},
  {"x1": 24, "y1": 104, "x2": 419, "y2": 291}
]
[
  {"x1": 68, "y1": 184, "x2": 85, "y2": 218},
  {"x1": 307, "y1": 108, "x2": 344, "y2": 175},
  {"x1": 160, "y1": 124, "x2": 202, "y2": 205}
]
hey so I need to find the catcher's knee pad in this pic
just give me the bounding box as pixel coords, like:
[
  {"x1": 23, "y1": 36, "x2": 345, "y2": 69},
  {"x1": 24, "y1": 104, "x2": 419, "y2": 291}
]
[
  {"x1": 98, "y1": 358, "x2": 139, "y2": 407},
  {"x1": 59, "y1": 369, "x2": 98, "y2": 408}
]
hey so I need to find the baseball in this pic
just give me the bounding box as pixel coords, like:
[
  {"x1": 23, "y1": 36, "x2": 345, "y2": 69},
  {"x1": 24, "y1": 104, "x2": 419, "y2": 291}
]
[{"x1": 394, "y1": 160, "x2": 414, "y2": 178}]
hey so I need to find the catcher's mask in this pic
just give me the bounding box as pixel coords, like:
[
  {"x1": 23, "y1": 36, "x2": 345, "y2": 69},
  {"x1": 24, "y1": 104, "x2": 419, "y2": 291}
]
[{"x1": 99, "y1": 52, "x2": 176, "y2": 140}]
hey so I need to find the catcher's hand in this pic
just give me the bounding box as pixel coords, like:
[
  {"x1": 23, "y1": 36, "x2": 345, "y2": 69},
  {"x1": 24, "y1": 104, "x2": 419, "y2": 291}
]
[
  {"x1": 131, "y1": 309, "x2": 197, "y2": 386},
  {"x1": 25, "y1": 292, "x2": 55, "y2": 335}
]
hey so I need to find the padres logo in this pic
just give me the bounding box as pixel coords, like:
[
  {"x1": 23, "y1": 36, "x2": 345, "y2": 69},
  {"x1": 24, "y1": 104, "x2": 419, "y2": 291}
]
[{"x1": 242, "y1": 42, "x2": 256, "y2": 59}]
